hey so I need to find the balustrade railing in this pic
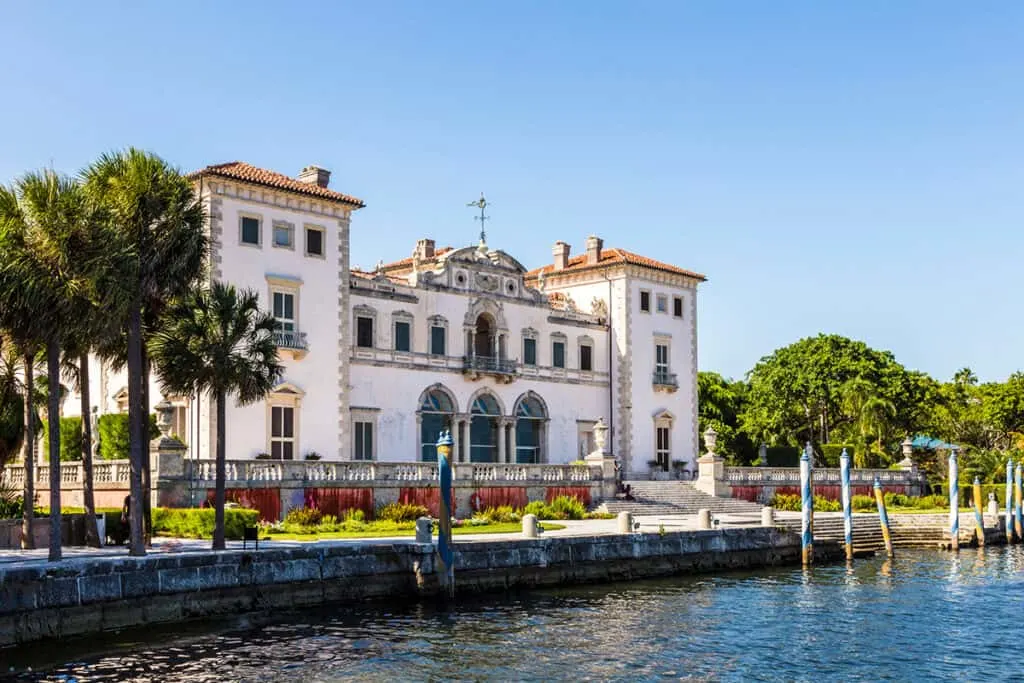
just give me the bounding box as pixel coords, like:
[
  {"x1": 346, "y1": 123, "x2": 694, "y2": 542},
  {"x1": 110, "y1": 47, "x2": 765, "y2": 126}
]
[
  {"x1": 725, "y1": 466, "x2": 923, "y2": 486},
  {"x1": 463, "y1": 355, "x2": 518, "y2": 376}
]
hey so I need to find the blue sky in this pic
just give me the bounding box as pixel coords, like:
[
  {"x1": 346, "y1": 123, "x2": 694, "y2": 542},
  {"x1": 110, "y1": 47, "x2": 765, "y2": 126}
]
[{"x1": 2, "y1": 1, "x2": 1022, "y2": 382}]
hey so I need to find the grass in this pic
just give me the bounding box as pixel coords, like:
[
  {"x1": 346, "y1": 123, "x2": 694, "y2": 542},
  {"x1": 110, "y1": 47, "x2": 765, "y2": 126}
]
[
  {"x1": 263, "y1": 521, "x2": 565, "y2": 541},
  {"x1": 853, "y1": 507, "x2": 973, "y2": 514}
]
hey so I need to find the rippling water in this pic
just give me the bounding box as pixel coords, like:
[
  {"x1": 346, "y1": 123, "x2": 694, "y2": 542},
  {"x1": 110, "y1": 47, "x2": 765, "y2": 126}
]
[{"x1": 8, "y1": 546, "x2": 1024, "y2": 682}]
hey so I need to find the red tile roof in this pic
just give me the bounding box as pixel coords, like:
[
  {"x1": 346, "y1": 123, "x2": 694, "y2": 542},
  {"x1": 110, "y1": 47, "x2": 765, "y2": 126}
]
[
  {"x1": 189, "y1": 162, "x2": 365, "y2": 208},
  {"x1": 525, "y1": 248, "x2": 706, "y2": 281},
  {"x1": 377, "y1": 247, "x2": 455, "y2": 275}
]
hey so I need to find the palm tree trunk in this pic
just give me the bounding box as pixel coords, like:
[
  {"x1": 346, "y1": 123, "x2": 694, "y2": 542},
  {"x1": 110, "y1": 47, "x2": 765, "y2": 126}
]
[
  {"x1": 212, "y1": 387, "x2": 226, "y2": 551},
  {"x1": 46, "y1": 339, "x2": 62, "y2": 562},
  {"x1": 126, "y1": 304, "x2": 146, "y2": 556},
  {"x1": 21, "y1": 353, "x2": 35, "y2": 550},
  {"x1": 79, "y1": 353, "x2": 99, "y2": 548},
  {"x1": 141, "y1": 350, "x2": 152, "y2": 547}
]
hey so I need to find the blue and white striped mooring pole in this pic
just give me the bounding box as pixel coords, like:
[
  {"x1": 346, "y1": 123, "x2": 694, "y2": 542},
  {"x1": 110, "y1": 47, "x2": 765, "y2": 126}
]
[
  {"x1": 948, "y1": 447, "x2": 959, "y2": 552},
  {"x1": 1006, "y1": 459, "x2": 1014, "y2": 544},
  {"x1": 840, "y1": 448, "x2": 853, "y2": 561},
  {"x1": 800, "y1": 444, "x2": 813, "y2": 566},
  {"x1": 1015, "y1": 462, "x2": 1023, "y2": 542},
  {"x1": 436, "y1": 430, "x2": 455, "y2": 598}
]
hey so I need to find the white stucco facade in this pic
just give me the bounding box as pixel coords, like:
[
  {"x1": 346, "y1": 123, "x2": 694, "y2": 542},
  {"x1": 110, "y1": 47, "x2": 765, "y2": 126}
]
[{"x1": 64, "y1": 163, "x2": 704, "y2": 478}]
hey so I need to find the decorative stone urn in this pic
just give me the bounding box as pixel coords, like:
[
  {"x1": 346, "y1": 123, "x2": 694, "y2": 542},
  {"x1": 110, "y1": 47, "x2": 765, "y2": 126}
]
[
  {"x1": 695, "y1": 426, "x2": 730, "y2": 497},
  {"x1": 150, "y1": 399, "x2": 188, "y2": 506},
  {"x1": 897, "y1": 436, "x2": 916, "y2": 471}
]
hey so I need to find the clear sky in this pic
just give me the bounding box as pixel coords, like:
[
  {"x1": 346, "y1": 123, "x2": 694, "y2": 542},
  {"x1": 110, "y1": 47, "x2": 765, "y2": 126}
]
[{"x1": 2, "y1": 1, "x2": 1021, "y2": 383}]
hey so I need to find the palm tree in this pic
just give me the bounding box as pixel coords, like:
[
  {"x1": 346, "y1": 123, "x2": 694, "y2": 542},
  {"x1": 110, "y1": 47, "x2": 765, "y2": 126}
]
[
  {"x1": 11, "y1": 170, "x2": 116, "y2": 561},
  {"x1": 83, "y1": 149, "x2": 207, "y2": 556},
  {"x1": 0, "y1": 340, "x2": 25, "y2": 469},
  {"x1": 150, "y1": 282, "x2": 282, "y2": 549}
]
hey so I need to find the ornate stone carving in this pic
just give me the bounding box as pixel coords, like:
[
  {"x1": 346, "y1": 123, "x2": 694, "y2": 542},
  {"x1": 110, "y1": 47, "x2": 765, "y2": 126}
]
[
  {"x1": 590, "y1": 297, "x2": 608, "y2": 318},
  {"x1": 475, "y1": 272, "x2": 499, "y2": 292}
]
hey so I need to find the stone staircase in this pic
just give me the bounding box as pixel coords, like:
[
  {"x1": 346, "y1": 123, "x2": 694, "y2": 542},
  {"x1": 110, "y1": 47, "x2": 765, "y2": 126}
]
[
  {"x1": 776, "y1": 513, "x2": 1002, "y2": 551},
  {"x1": 598, "y1": 481, "x2": 765, "y2": 517}
]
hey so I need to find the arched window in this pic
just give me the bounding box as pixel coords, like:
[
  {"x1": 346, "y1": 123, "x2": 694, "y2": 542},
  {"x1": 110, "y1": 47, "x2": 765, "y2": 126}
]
[
  {"x1": 469, "y1": 391, "x2": 501, "y2": 463},
  {"x1": 514, "y1": 393, "x2": 548, "y2": 463},
  {"x1": 419, "y1": 386, "x2": 456, "y2": 462}
]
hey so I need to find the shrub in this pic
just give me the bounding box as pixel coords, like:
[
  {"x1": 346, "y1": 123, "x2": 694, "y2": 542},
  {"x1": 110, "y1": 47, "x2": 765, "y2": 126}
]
[
  {"x1": 97, "y1": 413, "x2": 158, "y2": 460},
  {"x1": 769, "y1": 493, "x2": 840, "y2": 512},
  {"x1": 523, "y1": 500, "x2": 547, "y2": 518},
  {"x1": 378, "y1": 502, "x2": 430, "y2": 523},
  {"x1": 852, "y1": 495, "x2": 876, "y2": 511},
  {"x1": 884, "y1": 493, "x2": 910, "y2": 508},
  {"x1": 284, "y1": 506, "x2": 323, "y2": 527},
  {"x1": 819, "y1": 444, "x2": 856, "y2": 468},
  {"x1": 0, "y1": 477, "x2": 22, "y2": 519},
  {"x1": 545, "y1": 495, "x2": 586, "y2": 520},
  {"x1": 152, "y1": 507, "x2": 259, "y2": 540},
  {"x1": 41, "y1": 417, "x2": 83, "y2": 462},
  {"x1": 343, "y1": 508, "x2": 366, "y2": 523},
  {"x1": 915, "y1": 494, "x2": 948, "y2": 509},
  {"x1": 815, "y1": 497, "x2": 841, "y2": 512}
]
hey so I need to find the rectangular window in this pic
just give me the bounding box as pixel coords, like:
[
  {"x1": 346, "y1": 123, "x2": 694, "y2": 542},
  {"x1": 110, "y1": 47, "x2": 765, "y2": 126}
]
[
  {"x1": 356, "y1": 316, "x2": 374, "y2": 348},
  {"x1": 552, "y1": 341, "x2": 565, "y2": 368},
  {"x1": 580, "y1": 344, "x2": 593, "y2": 371},
  {"x1": 354, "y1": 421, "x2": 374, "y2": 461},
  {"x1": 655, "y1": 343, "x2": 669, "y2": 373},
  {"x1": 656, "y1": 426, "x2": 670, "y2": 463},
  {"x1": 673, "y1": 296, "x2": 683, "y2": 318},
  {"x1": 394, "y1": 321, "x2": 411, "y2": 352},
  {"x1": 656, "y1": 294, "x2": 668, "y2": 313},
  {"x1": 430, "y1": 325, "x2": 446, "y2": 356},
  {"x1": 240, "y1": 216, "x2": 261, "y2": 245},
  {"x1": 305, "y1": 227, "x2": 324, "y2": 257},
  {"x1": 273, "y1": 222, "x2": 294, "y2": 249},
  {"x1": 272, "y1": 291, "x2": 295, "y2": 332},
  {"x1": 640, "y1": 290, "x2": 650, "y2": 312},
  {"x1": 271, "y1": 406, "x2": 295, "y2": 460},
  {"x1": 523, "y1": 338, "x2": 537, "y2": 365}
]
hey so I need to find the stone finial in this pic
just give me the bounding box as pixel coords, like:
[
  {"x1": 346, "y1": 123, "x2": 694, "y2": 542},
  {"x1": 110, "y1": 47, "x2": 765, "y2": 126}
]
[{"x1": 593, "y1": 418, "x2": 608, "y2": 454}]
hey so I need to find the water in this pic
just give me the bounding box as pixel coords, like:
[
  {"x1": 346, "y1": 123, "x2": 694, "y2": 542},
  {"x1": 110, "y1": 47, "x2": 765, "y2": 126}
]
[{"x1": 8, "y1": 546, "x2": 1024, "y2": 682}]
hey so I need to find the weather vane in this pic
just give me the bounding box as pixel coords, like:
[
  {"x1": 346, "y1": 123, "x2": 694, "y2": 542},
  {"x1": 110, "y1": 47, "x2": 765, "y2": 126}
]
[{"x1": 466, "y1": 192, "x2": 490, "y2": 245}]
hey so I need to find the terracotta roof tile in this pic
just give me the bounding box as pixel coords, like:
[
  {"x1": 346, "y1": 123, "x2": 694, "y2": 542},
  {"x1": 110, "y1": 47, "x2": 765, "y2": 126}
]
[
  {"x1": 377, "y1": 247, "x2": 454, "y2": 275},
  {"x1": 524, "y1": 248, "x2": 705, "y2": 281},
  {"x1": 189, "y1": 161, "x2": 365, "y2": 208}
]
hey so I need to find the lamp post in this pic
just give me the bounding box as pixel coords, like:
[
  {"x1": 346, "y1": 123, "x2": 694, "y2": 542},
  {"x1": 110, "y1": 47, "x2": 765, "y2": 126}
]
[{"x1": 436, "y1": 430, "x2": 455, "y2": 598}]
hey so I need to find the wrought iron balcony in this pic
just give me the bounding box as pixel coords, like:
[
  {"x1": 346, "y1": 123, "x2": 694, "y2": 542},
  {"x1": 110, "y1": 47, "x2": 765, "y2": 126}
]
[
  {"x1": 463, "y1": 355, "x2": 518, "y2": 380},
  {"x1": 274, "y1": 330, "x2": 309, "y2": 359},
  {"x1": 652, "y1": 370, "x2": 678, "y2": 391}
]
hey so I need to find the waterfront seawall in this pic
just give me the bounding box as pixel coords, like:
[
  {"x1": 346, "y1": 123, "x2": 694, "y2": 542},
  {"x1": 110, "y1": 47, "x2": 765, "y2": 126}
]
[{"x1": 0, "y1": 527, "x2": 816, "y2": 648}]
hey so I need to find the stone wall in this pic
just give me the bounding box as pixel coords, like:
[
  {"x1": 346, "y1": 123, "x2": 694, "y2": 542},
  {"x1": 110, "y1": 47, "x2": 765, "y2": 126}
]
[{"x1": 0, "y1": 527, "x2": 814, "y2": 648}]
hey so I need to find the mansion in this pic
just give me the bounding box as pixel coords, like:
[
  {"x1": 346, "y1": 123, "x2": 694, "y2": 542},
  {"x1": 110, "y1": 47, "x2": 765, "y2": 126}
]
[{"x1": 66, "y1": 162, "x2": 705, "y2": 478}]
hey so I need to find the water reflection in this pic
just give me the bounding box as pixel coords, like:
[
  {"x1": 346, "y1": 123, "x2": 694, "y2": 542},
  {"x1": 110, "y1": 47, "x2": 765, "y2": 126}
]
[{"x1": 9, "y1": 547, "x2": 1024, "y2": 682}]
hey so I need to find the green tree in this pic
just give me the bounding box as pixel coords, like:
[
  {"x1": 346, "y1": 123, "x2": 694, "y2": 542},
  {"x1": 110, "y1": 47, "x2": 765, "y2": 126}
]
[
  {"x1": 150, "y1": 282, "x2": 281, "y2": 550},
  {"x1": 0, "y1": 341, "x2": 26, "y2": 469},
  {"x1": 697, "y1": 372, "x2": 756, "y2": 464},
  {"x1": 741, "y1": 334, "x2": 923, "y2": 460},
  {"x1": 83, "y1": 149, "x2": 207, "y2": 556}
]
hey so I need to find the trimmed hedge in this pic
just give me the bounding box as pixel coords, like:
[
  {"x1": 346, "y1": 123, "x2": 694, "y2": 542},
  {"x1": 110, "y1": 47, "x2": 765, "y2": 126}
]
[
  {"x1": 41, "y1": 417, "x2": 83, "y2": 462},
  {"x1": 152, "y1": 507, "x2": 260, "y2": 540},
  {"x1": 96, "y1": 413, "x2": 159, "y2": 460},
  {"x1": 765, "y1": 445, "x2": 801, "y2": 467}
]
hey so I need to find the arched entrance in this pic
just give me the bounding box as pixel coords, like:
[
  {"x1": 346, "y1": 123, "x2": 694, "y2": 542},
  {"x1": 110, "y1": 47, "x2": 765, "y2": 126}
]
[
  {"x1": 419, "y1": 386, "x2": 456, "y2": 462},
  {"x1": 514, "y1": 393, "x2": 547, "y2": 463},
  {"x1": 470, "y1": 392, "x2": 501, "y2": 463}
]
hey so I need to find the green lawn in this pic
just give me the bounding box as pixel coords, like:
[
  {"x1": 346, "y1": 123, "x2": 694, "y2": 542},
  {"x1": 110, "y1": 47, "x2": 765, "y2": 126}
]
[{"x1": 263, "y1": 521, "x2": 565, "y2": 541}]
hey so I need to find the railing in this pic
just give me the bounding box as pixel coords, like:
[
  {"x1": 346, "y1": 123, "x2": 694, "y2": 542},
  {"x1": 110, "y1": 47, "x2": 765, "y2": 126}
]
[
  {"x1": 274, "y1": 330, "x2": 308, "y2": 351},
  {"x1": 725, "y1": 466, "x2": 924, "y2": 486},
  {"x1": 1, "y1": 462, "x2": 132, "y2": 488},
  {"x1": 652, "y1": 371, "x2": 678, "y2": 388},
  {"x1": 184, "y1": 459, "x2": 599, "y2": 486},
  {"x1": 463, "y1": 355, "x2": 518, "y2": 376}
]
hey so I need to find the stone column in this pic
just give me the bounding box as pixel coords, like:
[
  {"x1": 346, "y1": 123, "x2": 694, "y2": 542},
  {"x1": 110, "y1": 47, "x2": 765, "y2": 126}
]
[
  {"x1": 451, "y1": 417, "x2": 461, "y2": 463},
  {"x1": 584, "y1": 418, "x2": 618, "y2": 500},
  {"x1": 497, "y1": 419, "x2": 508, "y2": 463},
  {"x1": 509, "y1": 419, "x2": 518, "y2": 464}
]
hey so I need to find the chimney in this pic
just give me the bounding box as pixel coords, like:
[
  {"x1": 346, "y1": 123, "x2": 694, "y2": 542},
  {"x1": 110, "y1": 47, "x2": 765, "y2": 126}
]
[
  {"x1": 585, "y1": 235, "x2": 603, "y2": 265},
  {"x1": 297, "y1": 165, "x2": 331, "y2": 188},
  {"x1": 553, "y1": 241, "x2": 571, "y2": 271},
  {"x1": 415, "y1": 238, "x2": 436, "y2": 260}
]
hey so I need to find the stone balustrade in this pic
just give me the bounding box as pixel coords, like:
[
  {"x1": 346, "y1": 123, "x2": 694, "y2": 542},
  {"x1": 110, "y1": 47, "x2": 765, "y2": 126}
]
[
  {"x1": 725, "y1": 466, "x2": 924, "y2": 487},
  {"x1": 1, "y1": 458, "x2": 602, "y2": 490}
]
